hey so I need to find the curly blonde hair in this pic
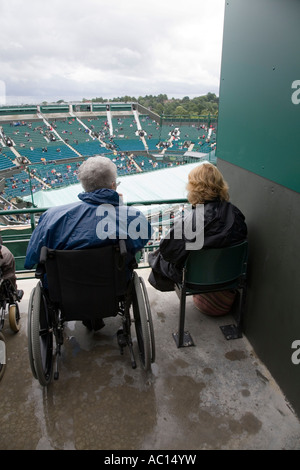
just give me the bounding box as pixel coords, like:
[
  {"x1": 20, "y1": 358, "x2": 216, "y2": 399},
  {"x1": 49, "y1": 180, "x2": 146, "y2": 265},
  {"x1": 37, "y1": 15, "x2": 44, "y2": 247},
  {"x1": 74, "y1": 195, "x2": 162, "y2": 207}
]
[{"x1": 186, "y1": 163, "x2": 229, "y2": 205}]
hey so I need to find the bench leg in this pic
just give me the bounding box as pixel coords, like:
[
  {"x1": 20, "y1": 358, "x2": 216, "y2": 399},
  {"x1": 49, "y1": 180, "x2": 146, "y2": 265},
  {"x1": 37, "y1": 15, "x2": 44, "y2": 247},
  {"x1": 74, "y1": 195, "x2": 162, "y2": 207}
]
[
  {"x1": 172, "y1": 288, "x2": 194, "y2": 348},
  {"x1": 220, "y1": 287, "x2": 246, "y2": 340}
]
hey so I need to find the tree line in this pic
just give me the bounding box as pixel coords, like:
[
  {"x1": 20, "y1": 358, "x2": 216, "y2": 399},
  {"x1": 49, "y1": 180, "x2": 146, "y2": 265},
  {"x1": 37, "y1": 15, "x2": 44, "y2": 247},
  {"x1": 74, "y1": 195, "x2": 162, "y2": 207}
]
[{"x1": 84, "y1": 92, "x2": 219, "y2": 117}]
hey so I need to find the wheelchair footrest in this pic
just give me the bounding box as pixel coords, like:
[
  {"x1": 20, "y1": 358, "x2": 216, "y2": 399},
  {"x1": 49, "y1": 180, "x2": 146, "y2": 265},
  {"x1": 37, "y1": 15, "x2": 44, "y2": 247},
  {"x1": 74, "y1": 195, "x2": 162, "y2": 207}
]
[
  {"x1": 117, "y1": 329, "x2": 127, "y2": 348},
  {"x1": 117, "y1": 328, "x2": 137, "y2": 368},
  {"x1": 220, "y1": 324, "x2": 242, "y2": 340},
  {"x1": 172, "y1": 331, "x2": 195, "y2": 348}
]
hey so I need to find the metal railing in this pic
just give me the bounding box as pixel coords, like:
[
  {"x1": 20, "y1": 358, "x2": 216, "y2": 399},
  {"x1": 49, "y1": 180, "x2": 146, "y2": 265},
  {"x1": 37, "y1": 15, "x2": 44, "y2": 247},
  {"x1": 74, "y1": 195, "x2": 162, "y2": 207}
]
[{"x1": 0, "y1": 198, "x2": 189, "y2": 279}]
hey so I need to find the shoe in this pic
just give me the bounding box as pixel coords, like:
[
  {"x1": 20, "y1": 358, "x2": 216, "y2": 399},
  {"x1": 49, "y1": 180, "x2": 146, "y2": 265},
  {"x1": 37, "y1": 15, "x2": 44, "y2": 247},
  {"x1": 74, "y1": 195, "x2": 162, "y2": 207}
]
[
  {"x1": 82, "y1": 318, "x2": 105, "y2": 332},
  {"x1": 92, "y1": 318, "x2": 105, "y2": 331},
  {"x1": 82, "y1": 319, "x2": 93, "y2": 331},
  {"x1": 17, "y1": 290, "x2": 24, "y2": 301},
  {"x1": 117, "y1": 328, "x2": 127, "y2": 348}
]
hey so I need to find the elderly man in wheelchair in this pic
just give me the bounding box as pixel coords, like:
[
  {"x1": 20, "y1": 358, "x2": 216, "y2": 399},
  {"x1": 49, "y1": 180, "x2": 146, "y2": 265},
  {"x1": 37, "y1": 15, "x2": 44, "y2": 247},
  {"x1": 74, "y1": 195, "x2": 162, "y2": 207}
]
[{"x1": 25, "y1": 156, "x2": 155, "y2": 386}]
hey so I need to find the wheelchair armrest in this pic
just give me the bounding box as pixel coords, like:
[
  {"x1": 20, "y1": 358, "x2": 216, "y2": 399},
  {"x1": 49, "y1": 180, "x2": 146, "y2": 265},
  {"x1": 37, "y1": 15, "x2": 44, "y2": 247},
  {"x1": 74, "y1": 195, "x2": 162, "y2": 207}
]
[{"x1": 35, "y1": 263, "x2": 45, "y2": 279}]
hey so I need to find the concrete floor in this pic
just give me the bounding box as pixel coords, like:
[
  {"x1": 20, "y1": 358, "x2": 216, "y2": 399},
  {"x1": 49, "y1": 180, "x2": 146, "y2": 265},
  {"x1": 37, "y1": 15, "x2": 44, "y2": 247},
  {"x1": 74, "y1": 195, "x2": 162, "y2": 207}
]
[{"x1": 1, "y1": 268, "x2": 300, "y2": 450}]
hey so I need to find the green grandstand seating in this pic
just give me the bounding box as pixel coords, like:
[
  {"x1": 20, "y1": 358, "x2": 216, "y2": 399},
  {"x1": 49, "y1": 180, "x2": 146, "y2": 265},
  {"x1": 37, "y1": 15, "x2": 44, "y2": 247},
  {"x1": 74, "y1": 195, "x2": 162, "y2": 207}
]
[
  {"x1": 111, "y1": 115, "x2": 139, "y2": 140},
  {"x1": 0, "y1": 109, "x2": 218, "y2": 201},
  {"x1": 0, "y1": 153, "x2": 16, "y2": 170}
]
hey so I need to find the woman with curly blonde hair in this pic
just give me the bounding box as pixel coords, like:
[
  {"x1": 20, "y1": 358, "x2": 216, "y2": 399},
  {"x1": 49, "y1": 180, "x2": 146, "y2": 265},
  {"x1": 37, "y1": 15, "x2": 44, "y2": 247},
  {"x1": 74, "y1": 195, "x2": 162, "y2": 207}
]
[
  {"x1": 186, "y1": 162, "x2": 229, "y2": 205},
  {"x1": 148, "y1": 162, "x2": 247, "y2": 316}
]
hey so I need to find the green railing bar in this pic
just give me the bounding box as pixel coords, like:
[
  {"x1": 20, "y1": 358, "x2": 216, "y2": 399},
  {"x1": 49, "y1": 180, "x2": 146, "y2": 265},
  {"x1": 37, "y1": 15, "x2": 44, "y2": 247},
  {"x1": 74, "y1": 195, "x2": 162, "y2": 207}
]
[
  {"x1": 0, "y1": 198, "x2": 189, "y2": 217},
  {"x1": 0, "y1": 199, "x2": 189, "y2": 278}
]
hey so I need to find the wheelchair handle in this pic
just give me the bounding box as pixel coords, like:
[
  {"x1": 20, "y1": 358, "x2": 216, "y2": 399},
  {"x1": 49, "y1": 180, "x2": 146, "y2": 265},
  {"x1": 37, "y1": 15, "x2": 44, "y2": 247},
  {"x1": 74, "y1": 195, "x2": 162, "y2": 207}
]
[
  {"x1": 119, "y1": 240, "x2": 127, "y2": 258},
  {"x1": 39, "y1": 246, "x2": 49, "y2": 264},
  {"x1": 117, "y1": 240, "x2": 127, "y2": 271}
]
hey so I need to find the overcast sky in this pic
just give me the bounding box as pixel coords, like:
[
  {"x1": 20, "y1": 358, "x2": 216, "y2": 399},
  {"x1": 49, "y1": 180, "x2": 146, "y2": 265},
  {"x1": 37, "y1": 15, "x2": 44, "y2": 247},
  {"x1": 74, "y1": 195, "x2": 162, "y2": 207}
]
[{"x1": 0, "y1": 0, "x2": 225, "y2": 105}]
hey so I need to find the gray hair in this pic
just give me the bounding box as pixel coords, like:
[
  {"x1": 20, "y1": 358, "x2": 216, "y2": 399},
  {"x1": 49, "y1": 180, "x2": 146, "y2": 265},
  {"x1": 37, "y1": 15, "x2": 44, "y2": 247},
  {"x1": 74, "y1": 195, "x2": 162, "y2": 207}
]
[{"x1": 77, "y1": 155, "x2": 117, "y2": 192}]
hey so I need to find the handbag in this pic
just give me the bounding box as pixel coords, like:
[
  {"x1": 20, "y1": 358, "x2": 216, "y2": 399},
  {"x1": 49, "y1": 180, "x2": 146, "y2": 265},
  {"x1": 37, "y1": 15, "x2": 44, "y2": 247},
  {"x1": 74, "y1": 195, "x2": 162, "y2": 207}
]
[{"x1": 148, "y1": 250, "x2": 176, "y2": 292}]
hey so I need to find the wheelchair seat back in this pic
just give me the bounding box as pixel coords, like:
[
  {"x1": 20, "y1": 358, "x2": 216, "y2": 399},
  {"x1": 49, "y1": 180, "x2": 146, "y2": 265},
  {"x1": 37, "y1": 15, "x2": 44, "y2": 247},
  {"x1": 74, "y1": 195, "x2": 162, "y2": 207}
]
[{"x1": 44, "y1": 244, "x2": 128, "y2": 322}]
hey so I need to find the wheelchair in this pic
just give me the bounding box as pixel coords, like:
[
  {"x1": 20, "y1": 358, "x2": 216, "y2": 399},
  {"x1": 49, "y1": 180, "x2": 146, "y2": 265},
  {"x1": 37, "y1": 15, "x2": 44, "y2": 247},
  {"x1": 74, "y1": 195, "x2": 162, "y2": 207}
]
[
  {"x1": 0, "y1": 270, "x2": 22, "y2": 381},
  {"x1": 27, "y1": 241, "x2": 155, "y2": 387}
]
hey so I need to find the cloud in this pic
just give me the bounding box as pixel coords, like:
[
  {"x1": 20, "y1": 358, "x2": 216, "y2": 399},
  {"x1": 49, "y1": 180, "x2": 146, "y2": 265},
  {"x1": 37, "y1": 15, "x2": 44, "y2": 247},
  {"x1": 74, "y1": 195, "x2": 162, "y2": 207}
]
[{"x1": 0, "y1": 0, "x2": 225, "y2": 104}]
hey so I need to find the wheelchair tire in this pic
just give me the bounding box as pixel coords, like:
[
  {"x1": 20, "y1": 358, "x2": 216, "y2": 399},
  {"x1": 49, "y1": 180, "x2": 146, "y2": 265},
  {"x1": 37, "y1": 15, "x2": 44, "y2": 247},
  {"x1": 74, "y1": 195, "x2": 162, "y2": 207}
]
[
  {"x1": 31, "y1": 282, "x2": 53, "y2": 386},
  {"x1": 0, "y1": 331, "x2": 6, "y2": 382},
  {"x1": 132, "y1": 272, "x2": 151, "y2": 371},
  {"x1": 139, "y1": 276, "x2": 155, "y2": 364},
  {"x1": 27, "y1": 287, "x2": 37, "y2": 379},
  {"x1": 8, "y1": 303, "x2": 20, "y2": 332}
]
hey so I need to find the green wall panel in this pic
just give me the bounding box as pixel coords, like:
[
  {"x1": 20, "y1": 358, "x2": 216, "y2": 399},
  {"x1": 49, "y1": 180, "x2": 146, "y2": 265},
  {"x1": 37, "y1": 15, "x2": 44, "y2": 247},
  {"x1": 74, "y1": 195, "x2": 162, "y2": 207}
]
[
  {"x1": 0, "y1": 227, "x2": 31, "y2": 271},
  {"x1": 217, "y1": 0, "x2": 300, "y2": 193}
]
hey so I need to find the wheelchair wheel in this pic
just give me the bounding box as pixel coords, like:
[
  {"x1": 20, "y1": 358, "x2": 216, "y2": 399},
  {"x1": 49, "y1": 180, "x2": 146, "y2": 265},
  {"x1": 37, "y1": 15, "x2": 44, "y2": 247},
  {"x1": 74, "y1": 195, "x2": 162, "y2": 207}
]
[
  {"x1": 139, "y1": 276, "x2": 155, "y2": 364},
  {"x1": 8, "y1": 303, "x2": 20, "y2": 332},
  {"x1": 27, "y1": 287, "x2": 37, "y2": 379},
  {"x1": 0, "y1": 331, "x2": 6, "y2": 382},
  {"x1": 31, "y1": 282, "x2": 53, "y2": 386},
  {"x1": 132, "y1": 272, "x2": 154, "y2": 371}
]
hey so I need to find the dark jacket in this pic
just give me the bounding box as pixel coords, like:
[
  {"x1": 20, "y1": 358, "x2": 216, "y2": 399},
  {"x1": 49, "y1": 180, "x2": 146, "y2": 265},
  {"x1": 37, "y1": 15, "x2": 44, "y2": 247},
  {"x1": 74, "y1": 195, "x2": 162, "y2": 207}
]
[
  {"x1": 148, "y1": 200, "x2": 247, "y2": 291},
  {"x1": 0, "y1": 245, "x2": 17, "y2": 288}
]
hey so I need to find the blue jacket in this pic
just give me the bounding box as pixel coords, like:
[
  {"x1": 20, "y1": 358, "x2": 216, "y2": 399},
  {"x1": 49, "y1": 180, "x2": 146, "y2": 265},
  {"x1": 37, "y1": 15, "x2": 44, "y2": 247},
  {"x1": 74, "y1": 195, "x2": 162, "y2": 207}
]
[{"x1": 24, "y1": 188, "x2": 152, "y2": 269}]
